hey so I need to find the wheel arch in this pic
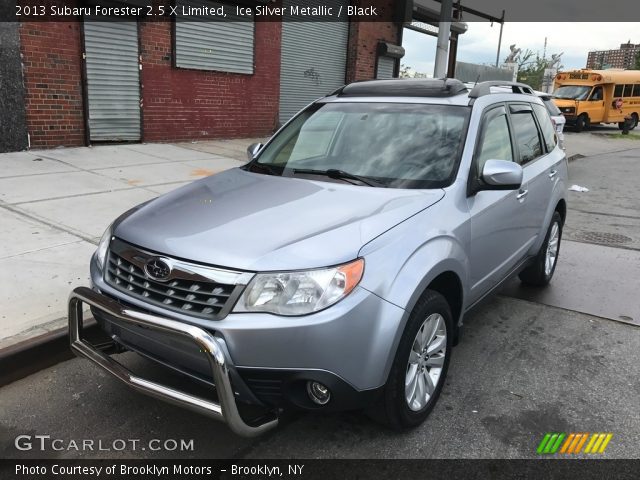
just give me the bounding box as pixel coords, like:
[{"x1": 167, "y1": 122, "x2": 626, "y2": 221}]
[{"x1": 555, "y1": 198, "x2": 567, "y2": 225}]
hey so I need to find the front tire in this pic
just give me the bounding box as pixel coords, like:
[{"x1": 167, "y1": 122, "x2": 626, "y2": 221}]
[
  {"x1": 370, "y1": 290, "x2": 453, "y2": 430},
  {"x1": 519, "y1": 211, "x2": 563, "y2": 286},
  {"x1": 575, "y1": 114, "x2": 589, "y2": 132}
]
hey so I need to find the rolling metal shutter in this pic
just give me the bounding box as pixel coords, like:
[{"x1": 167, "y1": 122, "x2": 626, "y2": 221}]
[
  {"x1": 83, "y1": 20, "x2": 141, "y2": 141},
  {"x1": 279, "y1": 0, "x2": 349, "y2": 124},
  {"x1": 376, "y1": 57, "x2": 396, "y2": 79},
  {"x1": 174, "y1": 0, "x2": 254, "y2": 74}
]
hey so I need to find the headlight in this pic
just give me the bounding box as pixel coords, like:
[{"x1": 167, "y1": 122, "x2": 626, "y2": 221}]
[
  {"x1": 95, "y1": 223, "x2": 113, "y2": 271},
  {"x1": 234, "y1": 258, "x2": 364, "y2": 316}
]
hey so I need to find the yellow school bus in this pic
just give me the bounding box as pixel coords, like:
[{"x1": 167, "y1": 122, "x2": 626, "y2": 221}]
[{"x1": 553, "y1": 69, "x2": 640, "y2": 131}]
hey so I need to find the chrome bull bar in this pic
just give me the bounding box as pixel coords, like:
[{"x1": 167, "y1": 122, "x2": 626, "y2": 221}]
[{"x1": 68, "y1": 286, "x2": 278, "y2": 437}]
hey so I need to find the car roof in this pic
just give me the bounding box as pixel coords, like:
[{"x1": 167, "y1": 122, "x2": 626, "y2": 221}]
[{"x1": 321, "y1": 79, "x2": 542, "y2": 108}]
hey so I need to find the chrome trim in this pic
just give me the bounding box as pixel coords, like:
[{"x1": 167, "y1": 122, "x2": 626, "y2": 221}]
[
  {"x1": 111, "y1": 238, "x2": 254, "y2": 286},
  {"x1": 68, "y1": 286, "x2": 277, "y2": 437}
]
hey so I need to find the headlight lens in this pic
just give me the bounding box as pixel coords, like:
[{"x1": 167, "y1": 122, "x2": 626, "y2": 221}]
[
  {"x1": 95, "y1": 223, "x2": 113, "y2": 271},
  {"x1": 234, "y1": 259, "x2": 364, "y2": 316}
]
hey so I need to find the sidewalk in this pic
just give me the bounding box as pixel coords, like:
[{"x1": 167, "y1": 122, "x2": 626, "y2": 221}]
[{"x1": 0, "y1": 139, "x2": 263, "y2": 349}]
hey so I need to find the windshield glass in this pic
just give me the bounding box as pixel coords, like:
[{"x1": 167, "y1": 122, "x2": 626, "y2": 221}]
[
  {"x1": 553, "y1": 85, "x2": 592, "y2": 100},
  {"x1": 247, "y1": 102, "x2": 470, "y2": 189}
]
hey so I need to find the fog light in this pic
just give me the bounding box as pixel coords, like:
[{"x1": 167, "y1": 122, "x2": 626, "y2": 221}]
[{"x1": 307, "y1": 381, "x2": 331, "y2": 405}]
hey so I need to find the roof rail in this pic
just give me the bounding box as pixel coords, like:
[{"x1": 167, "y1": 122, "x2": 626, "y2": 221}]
[
  {"x1": 336, "y1": 78, "x2": 468, "y2": 98},
  {"x1": 468, "y1": 81, "x2": 535, "y2": 99}
]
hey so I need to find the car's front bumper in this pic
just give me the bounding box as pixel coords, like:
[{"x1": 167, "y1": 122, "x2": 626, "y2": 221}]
[{"x1": 68, "y1": 286, "x2": 277, "y2": 437}]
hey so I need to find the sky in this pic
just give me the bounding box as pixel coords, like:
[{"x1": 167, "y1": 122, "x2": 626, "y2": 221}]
[{"x1": 402, "y1": 22, "x2": 640, "y2": 76}]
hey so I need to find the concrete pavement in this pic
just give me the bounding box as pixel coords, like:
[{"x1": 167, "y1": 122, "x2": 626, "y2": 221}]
[
  {"x1": 1, "y1": 296, "x2": 638, "y2": 459},
  {"x1": 0, "y1": 139, "x2": 262, "y2": 349}
]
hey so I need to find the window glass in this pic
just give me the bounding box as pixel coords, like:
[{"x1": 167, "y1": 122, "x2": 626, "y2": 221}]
[
  {"x1": 590, "y1": 86, "x2": 603, "y2": 101},
  {"x1": 614, "y1": 85, "x2": 624, "y2": 97},
  {"x1": 253, "y1": 103, "x2": 471, "y2": 189},
  {"x1": 476, "y1": 111, "x2": 513, "y2": 173},
  {"x1": 542, "y1": 98, "x2": 561, "y2": 116},
  {"x1": 633, "y1": 84, "x2": 640, "y2": 97},
  {"x1": 624, "y1": 84, "x2": 634, "y2": 97},
  {"x1": 532, "y1": 103, "x2": 557, "y2": 152},
  {"x1": 510, "y1": 109, "x2": 543, "y2": 165}
]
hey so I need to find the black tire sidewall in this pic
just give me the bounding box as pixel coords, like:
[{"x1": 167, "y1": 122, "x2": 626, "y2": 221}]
[
  {"x1": 384, "y1": 290, "x2": 453, "y2": 429},
  {"x1": 541, "y1": 212, "x2": 563, "y2": 282}
]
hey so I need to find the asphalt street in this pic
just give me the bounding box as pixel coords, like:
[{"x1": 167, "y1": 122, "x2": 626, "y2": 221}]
[{"x1": 1, "y1": 131, "x2": 639, "y2": 460}]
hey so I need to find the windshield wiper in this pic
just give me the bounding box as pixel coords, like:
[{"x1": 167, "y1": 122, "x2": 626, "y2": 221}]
[{"x1": 291, "y1": 168, "x2": 387, "y2": 187}]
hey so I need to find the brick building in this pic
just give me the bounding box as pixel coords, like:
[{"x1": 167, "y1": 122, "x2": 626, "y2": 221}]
[
  {"x1": 5, "y1": 1, "x2": 407, "y2": 150},
  {"x1": 586, "y1": 41, "x2": 640, "y2": 70}
]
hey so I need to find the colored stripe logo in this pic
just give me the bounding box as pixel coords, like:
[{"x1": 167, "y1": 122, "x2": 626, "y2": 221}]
[{"x1": 537, "y1": 433, "x2": 613, "y2": 454}]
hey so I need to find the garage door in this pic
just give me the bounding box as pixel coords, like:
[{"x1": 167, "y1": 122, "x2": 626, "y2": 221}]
[
  {"x1": 83, "y1": 20, "x2": 141, "y2": 141},
  {"x1": 279, "y1": 0, "x2": 349, "y2": 124}
]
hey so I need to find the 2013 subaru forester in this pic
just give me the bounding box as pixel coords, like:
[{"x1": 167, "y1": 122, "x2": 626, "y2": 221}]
[{"x1": 68, "y1": 79, "x2": 568, "y2": 436}]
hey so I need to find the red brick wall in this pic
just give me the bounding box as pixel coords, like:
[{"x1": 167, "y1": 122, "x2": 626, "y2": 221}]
[
  {"x1": 19, "y1": 16, "x2": 400, "y2": 148},
  {"x1": 19, "y1": 22, "x2": 85, "y2": 148},
  {"x1": 346, "y1": 3, "x2": 401, "y2": 83},
  {"x1": 140, "y1": 21, "x2": 281, "y2": 142}
]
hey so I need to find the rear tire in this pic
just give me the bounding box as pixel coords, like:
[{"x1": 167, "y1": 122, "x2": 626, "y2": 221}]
[
  {"x1": 519, "y1": 211, "x2": 563, "y2": 286},
  {"x1": 574, "y1": 114, "x2": 589, "y2": 132},
  {"x1": 630, "y1": 113, "x2": 639, "y2": 130},
  {"x1": 369, "y1": 290, "x2": 453, "y2": 430}
]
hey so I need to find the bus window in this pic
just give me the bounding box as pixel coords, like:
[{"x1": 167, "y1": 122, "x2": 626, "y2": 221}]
[
  {"x1": 589, "y1": 86, "x2": 603, "y2": 101},
  {"x1": 553, "y1": 85, "x2": 591, "y2": 100},
  {"x1": 624, "y1": 85, "x2": 634, "y2": 97},
  {"x1": 614, "y1": 85, "x2": 624, "y2": 97},
  {"x1": 633, "y1": 85, "x2": 640, "y2": 97}
]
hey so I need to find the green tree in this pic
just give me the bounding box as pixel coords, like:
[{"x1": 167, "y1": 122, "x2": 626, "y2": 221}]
[
  {"x1": 634, "y1": 51, "x2": 640, "y2": 70},
  {"x1": 399, "y1": 64, "x2": 412, "y2": 78}
]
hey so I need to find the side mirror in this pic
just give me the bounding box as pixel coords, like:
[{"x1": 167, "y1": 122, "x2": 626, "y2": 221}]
[
  {"x1": 480, "y1": 159, "x2": 523, "y2": 190},
  {"x1": 247, "y1": 142, "x2": 263, "y2": 161}
]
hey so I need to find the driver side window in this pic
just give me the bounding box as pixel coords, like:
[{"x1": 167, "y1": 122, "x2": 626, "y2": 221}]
[
  {"x1": 590, "y1": 86, "x2": 603, "y2": 101},
  {"x1": 476, "y1": 109, "x2": 514, "y2": 174}
]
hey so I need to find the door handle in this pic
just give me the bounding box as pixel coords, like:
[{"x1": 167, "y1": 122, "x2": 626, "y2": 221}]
[
  {"x1": 548, "y1": 169, "x2": 558, "y2": 179},
  {"x1": 517, "y1": 189, "x2": 529, "y2": 200}
]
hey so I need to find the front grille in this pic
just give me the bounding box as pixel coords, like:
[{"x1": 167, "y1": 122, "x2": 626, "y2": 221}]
[
  {"x1": 243, "y1": 378, "x2": 284, "y2": 406},
  {"x1": 104, "y1": 238, "x2": 242, "y2": 320}
]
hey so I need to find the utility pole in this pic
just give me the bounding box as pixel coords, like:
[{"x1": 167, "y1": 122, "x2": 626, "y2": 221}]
[
  {"x1": 434, "y1": 0, "x2": 453, "y2": 78},
  {"x1": 494, "y1": 10, "x2": 505, "y2": 67}
]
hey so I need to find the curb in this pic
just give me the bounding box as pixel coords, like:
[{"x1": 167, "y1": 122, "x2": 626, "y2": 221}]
[{"x1": 0, "y1": 317, "x2": 102, "y2": 387}]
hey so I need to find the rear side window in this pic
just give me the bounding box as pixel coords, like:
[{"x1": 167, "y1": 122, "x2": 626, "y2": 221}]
[
  {"x1": 509, "y1": 106, "x2": 543, "y2": 165},
  {"x1": 633, "y1": 84, "x2": 640, "y2": 97},
  {"x1": 476, "y1": 108, "x2": 513, "y2": 174},
  {"x1": 533, "y1": 103, "x2": 557, "y2": 152},
  {"x1": 624, "y1": 85, "x2": 634, "y2": 97},
  {"x1": 614, "y1": 85, "x2": 624, "y2": 97},
  {"x1": 542, "y1": 98, "x2": 561, "y2": 116}
]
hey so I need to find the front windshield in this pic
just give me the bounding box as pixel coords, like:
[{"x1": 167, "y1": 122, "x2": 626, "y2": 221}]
[
  {"x1": 248, "y1": 102, "x2": 470, "y2": 189},
  {"x1": 553, "y1": 85, "x2": 592, "y2": 100}
]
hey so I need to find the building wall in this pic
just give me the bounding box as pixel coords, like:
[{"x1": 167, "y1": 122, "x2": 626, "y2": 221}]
[
  {"x1": 19, "y1": 17, "x2": 397, "y2": 149},
  {"x1": 140, "y1": 21, "x2": 281, "y2": 142},
  {"x1": 586, "y1": 43, "x2": 640, "y2": 69},
  {"x1": 19, "y1": 22, "x2": 85, "y2": 148},
  {"x1": 346, "y1": 2, "x2": 401, "y2": 82},
  {"x1": 0, "y1": 20, "x2": 29, "y2": 152}
]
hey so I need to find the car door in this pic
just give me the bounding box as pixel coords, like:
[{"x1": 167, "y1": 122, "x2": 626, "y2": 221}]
[
  {"x1": 584, "y1": 85, "x2": 605, "y2": 123},
  {"x1": 517, "y1": 102, "x2": 565, "y2": 246},
  {"x1": 467, "y1": 105, "x2": 532, "y2": 303}
]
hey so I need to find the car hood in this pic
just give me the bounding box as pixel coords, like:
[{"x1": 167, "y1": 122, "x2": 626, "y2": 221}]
[{"x1": 114, "y1": 168, "x2": 444, "y2": 271}]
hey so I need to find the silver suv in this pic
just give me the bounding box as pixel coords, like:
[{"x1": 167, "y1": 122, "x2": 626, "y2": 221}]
[{"x1": 68, "y1": 79, "x2": 567, "y2": 436}]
